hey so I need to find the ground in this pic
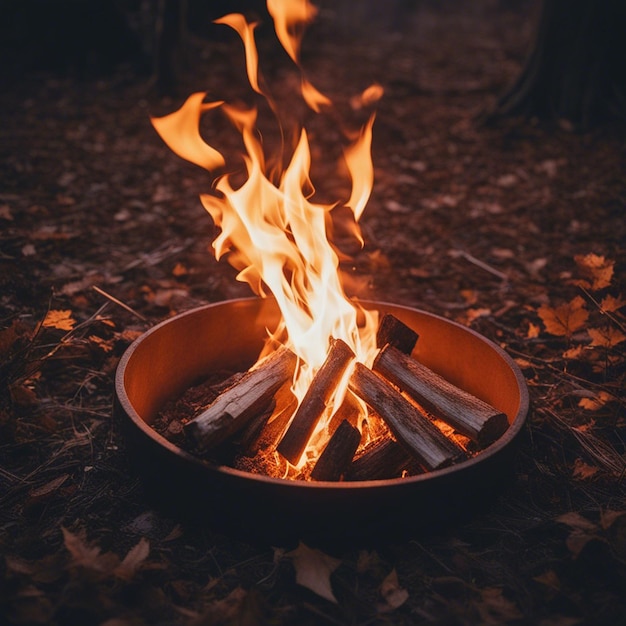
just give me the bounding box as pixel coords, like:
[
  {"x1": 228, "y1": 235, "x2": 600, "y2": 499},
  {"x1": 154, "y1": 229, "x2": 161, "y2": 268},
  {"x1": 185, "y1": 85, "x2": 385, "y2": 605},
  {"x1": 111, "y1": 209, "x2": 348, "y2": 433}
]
[{"x1": 1, "y1": 1, "x2": 625, "y2": 624}]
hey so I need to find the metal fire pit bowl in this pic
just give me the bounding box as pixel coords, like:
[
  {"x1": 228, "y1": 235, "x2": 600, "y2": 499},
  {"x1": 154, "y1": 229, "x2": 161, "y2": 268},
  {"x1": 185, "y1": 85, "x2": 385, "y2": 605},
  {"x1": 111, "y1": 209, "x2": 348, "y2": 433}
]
[{"x1": 114, "y1": 298, "x2": 529, "y2": 545}]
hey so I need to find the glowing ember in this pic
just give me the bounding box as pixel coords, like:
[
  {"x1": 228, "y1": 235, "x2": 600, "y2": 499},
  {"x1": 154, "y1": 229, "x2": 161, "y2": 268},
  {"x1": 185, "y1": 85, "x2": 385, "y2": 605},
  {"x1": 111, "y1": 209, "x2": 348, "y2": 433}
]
[{"x1": 151, "y1": 1, "x2": 384, "y2": 471}]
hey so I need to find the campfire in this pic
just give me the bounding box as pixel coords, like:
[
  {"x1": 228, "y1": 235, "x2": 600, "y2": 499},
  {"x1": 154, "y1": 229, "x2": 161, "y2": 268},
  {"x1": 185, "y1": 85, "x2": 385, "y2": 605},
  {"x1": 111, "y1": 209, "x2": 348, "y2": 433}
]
[
  {"x1": 147, "y1": 1, "x2": 514, "y2": 482},
  {"x1": 114, "y1": 1, "x2": 528, "y2": 537}
]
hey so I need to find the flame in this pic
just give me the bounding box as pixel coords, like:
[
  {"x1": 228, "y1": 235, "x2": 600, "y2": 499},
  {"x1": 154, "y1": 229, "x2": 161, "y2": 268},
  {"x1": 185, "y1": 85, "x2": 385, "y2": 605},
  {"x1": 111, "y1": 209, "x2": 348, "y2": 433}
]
[{"x1": 151, "y1": 1, "x2": 382, "y2": 471}]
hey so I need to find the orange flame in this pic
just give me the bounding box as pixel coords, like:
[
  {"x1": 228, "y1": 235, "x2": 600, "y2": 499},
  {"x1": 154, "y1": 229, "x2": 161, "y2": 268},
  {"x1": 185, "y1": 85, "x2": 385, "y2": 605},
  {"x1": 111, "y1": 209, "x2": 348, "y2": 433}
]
[{"x1": 151, "y1": 1, "x2": 382, "y2": 468}]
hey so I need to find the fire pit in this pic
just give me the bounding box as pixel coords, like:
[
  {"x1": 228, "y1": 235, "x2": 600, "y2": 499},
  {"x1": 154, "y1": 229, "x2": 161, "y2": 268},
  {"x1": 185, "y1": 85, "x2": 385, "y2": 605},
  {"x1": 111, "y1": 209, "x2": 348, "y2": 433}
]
[{"x1": 114, "y1": 297, "x2": 528, "y2": 544}]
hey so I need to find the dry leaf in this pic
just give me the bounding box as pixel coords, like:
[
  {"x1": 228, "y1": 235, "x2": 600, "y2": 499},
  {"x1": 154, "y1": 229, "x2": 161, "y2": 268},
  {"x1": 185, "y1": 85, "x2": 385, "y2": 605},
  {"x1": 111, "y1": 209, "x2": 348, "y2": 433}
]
[
  {"x1": 474, "y1": 587, "x2": 522, "y2": 625},
  {"x1": 600, "y1": 294, "x2": 626, "y2": 313},
  {"x1": 562, "y1": 345, "x2": 584, "y2": 360},
  {"x1": 533, "y1": 569, "x2": 560, "y2": 591},
  {"x1": 574, "y1": 253, "x2": 614, "y2": 290},
  {"x1": 0, "y1": 204, "x2": 13, "y2": 220},
  {"x1": 599, "y1": 509, "x2": 626, "y2": 531},
  {"x1": 62, "y1": 527, "x2": 108, "y2": 572},
  {"x1": 555, "y1": 512, "x2": 600, "y2": 558},
  {"x1": 378, "y1": 568, "x2": 409, "y2": 612},
  {"x1": 556, "y1": 511, "x2": 597, "y2": 532},
  {"x1": 115, "y1": 538, "x2": 150, "y2": 579},
  {"x1": 587, "y1": 326, "x2": 626, "y2": 348},
  {"x1": 43, "y1": 310, "x2": 76, "y2": 331},
  {"x1": 172, "y1": 262, "x2": 188, "y2": 277},
  {"x1": 285, "y1": 542, "x2": 341, "y2": 603},
  {"x1": 538, "y1": 296, "x2": 588, "y2": 337},
  {"x1": 89, "y1": 335, "x2": 114, "y2": 352},
  {"x1": 527, "y1": 323, "x2": 541, "y2": 339},
  {"x1": 572, "y1": 458, "x2": 599, "y2": 480},
  {"x1": 29, "y1": 474, "x2": 69, "y2": 499},
  {"x1": 578, "y1": 391, "x2": 614, "y2": 411}
]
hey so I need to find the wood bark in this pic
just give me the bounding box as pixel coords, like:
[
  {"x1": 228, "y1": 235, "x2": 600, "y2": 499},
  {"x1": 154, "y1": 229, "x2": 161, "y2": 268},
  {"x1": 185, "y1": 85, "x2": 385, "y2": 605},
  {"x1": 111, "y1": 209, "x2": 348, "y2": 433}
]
[
  {"x1": 310, "y1": 419, "x2": 361, "y2": 481},
  {"x1": 376, "y1": 313, "x2": 419, "y2": 354},
  {"x1": 277, "y1": 338, "x2": 355, "y2": 465},
  {"x1": 239, "y1": 381, "x2": 297, "y2": 455},
  {"x1": 373, "y1": 345, "x2": 508, "y2": 446},
  {"x1": 348, "y1": 363, "x2": 466, "y2": 471},
  {"x1": 487, "y1": 0, "x2": 626, "y2": 128},
  {"x1": 346, "y1": 437, "x2": 414, "y2": 481},
  {"x1": 184, "y1": 345, "x2": 298, "y2": 451}
]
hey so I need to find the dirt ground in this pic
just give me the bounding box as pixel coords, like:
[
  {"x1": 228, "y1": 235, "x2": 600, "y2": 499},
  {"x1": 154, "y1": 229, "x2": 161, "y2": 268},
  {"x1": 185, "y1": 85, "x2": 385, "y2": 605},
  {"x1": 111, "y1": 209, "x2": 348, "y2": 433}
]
[{"x1": 1, "y1": 1, "x2": 625, "y2": 624}]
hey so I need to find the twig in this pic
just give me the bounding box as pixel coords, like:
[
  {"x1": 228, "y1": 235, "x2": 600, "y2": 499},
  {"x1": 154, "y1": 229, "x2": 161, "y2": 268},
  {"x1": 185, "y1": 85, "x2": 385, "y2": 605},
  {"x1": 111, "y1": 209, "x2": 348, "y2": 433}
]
[
  {"x1": 92, "y1": 285, "x2": 148, "y2": 322},
  {"x1": 578, "y1": 285, "x2": 626, "y2": 334},
  {"x1": 452, "y1": 249, "x2": 509, "y2": 281}
]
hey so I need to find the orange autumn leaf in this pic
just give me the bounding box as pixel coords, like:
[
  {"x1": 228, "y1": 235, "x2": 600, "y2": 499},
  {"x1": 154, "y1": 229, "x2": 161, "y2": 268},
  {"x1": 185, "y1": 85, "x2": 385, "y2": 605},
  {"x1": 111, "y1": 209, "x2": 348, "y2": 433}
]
[
  {"x1": 587, "y1": 326, "x2": 626, "y2": 349},
  {"x1": 572, "y1": 458, "x2": 599, "y2": 480},
  {"x1": 538, "y1": 296, "x2": 589, "y2": 337},
  {"x1": 562, "y1": 345, "x2": 584, "y2": 360},
  {"x1": 578, "y1": 391, "x2": 615, "y2": 411},
  {"x1": 285, "y1": 542, "x2": 341, "y2": 603},
  {"x1": 574, "y1": 253, "x2": 614, "y2": 290},
  {"x1": 88, "y1": 335, "x2": 114, "y2": 353},
  {"x1": 600, "y1": 293, "x2": 626, "y2": 313},
  {"x1": 526, "y1": 322, "x2": 541, "y2": 339},
  {"x1": 43, "y1": 309, "x2": 76, "y2": 331}
]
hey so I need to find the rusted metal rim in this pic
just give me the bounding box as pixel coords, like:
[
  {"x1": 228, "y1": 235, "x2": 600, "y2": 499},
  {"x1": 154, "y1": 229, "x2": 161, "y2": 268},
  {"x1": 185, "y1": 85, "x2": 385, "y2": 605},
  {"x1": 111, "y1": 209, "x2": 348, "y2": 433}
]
[{"x1": 114, "y1": 298, "x2": 529, "y2": 543}]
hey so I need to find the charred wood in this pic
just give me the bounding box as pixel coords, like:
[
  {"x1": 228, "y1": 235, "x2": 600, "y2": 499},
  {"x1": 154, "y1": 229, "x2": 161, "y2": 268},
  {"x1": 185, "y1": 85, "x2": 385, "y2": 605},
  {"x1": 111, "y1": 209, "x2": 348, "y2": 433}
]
[
  {"x1": 346, "y1": 437, "x2": 415, "y2": 481},
  {"x1": 310, "y1": 419, "x2": 361, "y2": 481},
  {"x1": 376, "y1": 313, "x2": 419, "y2": 354}
]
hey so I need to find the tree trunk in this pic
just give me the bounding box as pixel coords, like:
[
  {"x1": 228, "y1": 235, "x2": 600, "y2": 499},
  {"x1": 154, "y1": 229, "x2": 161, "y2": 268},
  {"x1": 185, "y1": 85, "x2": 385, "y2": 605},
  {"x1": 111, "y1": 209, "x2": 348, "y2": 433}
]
[{"x1": 489, "y1": 0, "x2": 626, "y2": 128}]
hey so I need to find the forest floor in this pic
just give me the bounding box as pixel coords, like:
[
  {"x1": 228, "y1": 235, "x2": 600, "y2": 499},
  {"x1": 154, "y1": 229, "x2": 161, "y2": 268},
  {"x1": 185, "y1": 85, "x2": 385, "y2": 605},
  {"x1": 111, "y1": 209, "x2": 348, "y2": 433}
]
[{"x1": 1, "y1": 1, "x2": 625, "y2": 624}]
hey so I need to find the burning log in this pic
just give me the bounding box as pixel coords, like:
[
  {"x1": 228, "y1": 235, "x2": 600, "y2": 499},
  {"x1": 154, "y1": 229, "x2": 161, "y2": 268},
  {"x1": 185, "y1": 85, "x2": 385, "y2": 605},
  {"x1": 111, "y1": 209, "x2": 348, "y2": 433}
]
[
  {"x1": 348, "y1": 363, "x2": 466, "y2": 471},
  {"x1": 277, "y1": 338, "x2": 355, "y2": 465},
  {"x1": 184, "y1": 345, "x2": 298, "y2": 451},
  {"x1": 310, "y1": 419, "x2": 361, "y2": 481},
  {"x1": 346, "y1": 437, "x2": 415, "y2": 481},
  {"x1": 373, "y1": 345, "x2": 508, "y2": 446},
  {"x1": 376, "y1": 313, "x2": 419, "y2": 354},
  {"x1": 239, "y1": 382, "x2": 297, "y2": 455}
]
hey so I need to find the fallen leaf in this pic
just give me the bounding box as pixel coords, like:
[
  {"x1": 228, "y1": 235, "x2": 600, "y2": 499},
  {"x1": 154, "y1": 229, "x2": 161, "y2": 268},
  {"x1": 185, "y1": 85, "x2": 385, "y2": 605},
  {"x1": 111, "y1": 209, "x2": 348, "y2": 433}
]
[
  {"x1": 378, "y1": 568, "x2": 409, "y2": 612},
  {"x1": 22, "y1": 243, "x2": 36, "y2": 256},
  {"x1": 62, "y1": 527, "x2": 118, "y2": 574},
  {"x1": 527, "y1": 323, "x2": 541, "y2": 339},
  {"x1": 533, "y1": 569, "x2": 560, "y2": 591},
  {"x1": 63, "y1": 527, "x2": 105, "y2": 570},
  {"x1": 115, "y1": 538, "x2": 150, "y2": 579},
  {"x1": 465, "y1": 307, "x2": 491, "y2": 324},
  {"x1": 587, "y1": 326, "x2": 626, "y2": 349},
  {"x1": 578, "y1": 391, "x2": 614, "y2": 411},
  {"x1": 563, "y1": 345, "x2": 584, "y2": 360},
  {"x1": 285, "y1": 542, "x2": 341, "y2": 603},
  {"x1": 555, "y1": 512, "x2": 600, "y2": 558},
  {"x1": 572, "y1": 458, "x2": 599, "y2": 480},
  {"x1": 29, "y1": 474, "x2": 69, "y2": 499},
  {"x1": 0, "y1": 204, "x2": 13, "y2": 220},
  {"x1": 599, "y1": 509, "x2": 626, "y2": 531},
  {"x1": 574, "y1": 253, "x2": 614, "y2": 290},
  {"x1": 5, "y1": 556, "x2": 35, "y2": 575},
  {"x1": 556, "y1": 511, "x2": 597, "y2": 532},
  {"x1": 43, "y1": 310, "x2": 76, "y2": 331},
  {"x1": 172, "y1": 262, "x2": 188, "y2": 277},
  {"x1": 205, "y1": 587, "x2": 248, "y2": 622},
  {"x1": 474, "y1": 587, "x2": 522, "y2": 624},
  {"x1": 538, "y1": 296, "x2": 588, "y2": 337},
  {"x1": 600, "y1": 294, "x2": 626, "y2": 313}
]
